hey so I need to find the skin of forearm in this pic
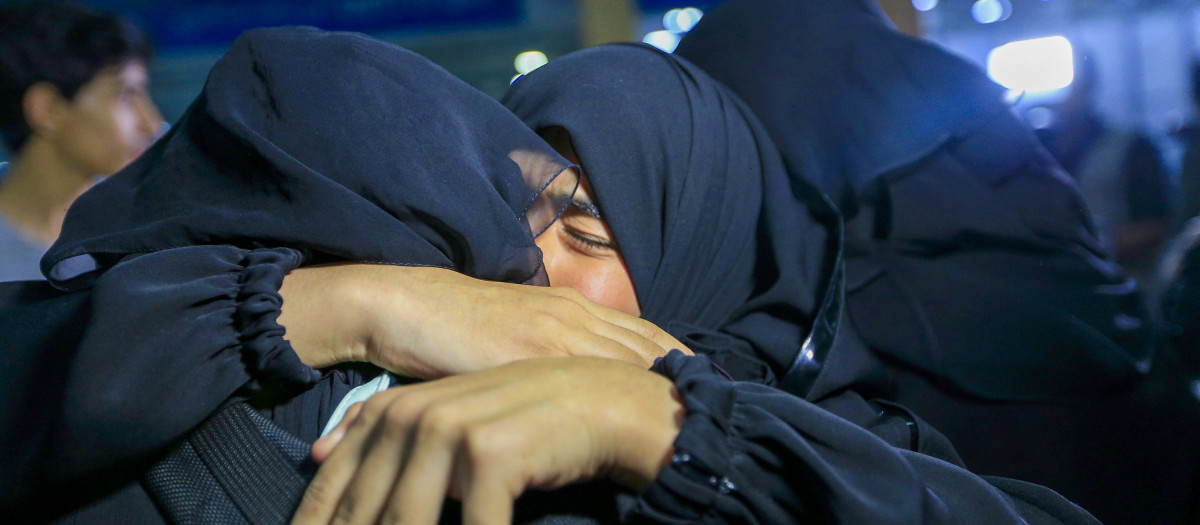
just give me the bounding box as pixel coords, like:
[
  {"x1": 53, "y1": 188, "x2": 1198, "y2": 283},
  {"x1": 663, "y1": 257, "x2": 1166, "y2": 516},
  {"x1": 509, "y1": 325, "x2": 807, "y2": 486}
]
[{"x1": 277, "y1": 263, "x2": 394, "y2": 370}]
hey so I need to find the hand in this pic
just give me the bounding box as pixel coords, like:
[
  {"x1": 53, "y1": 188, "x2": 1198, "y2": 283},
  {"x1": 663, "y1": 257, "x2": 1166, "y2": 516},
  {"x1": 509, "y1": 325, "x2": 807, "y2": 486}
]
[
  {"x1": 290, "y1": 357, "x2": 684, "y2": 525},
  {"x1": 279, "y1": 264, "x2": 690, "y2": 378}
]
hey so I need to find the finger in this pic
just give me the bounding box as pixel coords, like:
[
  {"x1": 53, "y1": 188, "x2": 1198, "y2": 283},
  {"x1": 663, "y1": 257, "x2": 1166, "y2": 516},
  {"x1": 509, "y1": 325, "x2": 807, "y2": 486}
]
[
  {"x1": 292, "y1": 401, "x2": 380, "y2": 525},
  {"x1": 459, "y1": 454, "x2": 514, "y2": 525},
  {"x1": 562, "y1": 331, "x2": 650, "y2": 367},
  {"x1": 583, "y1": 321, "x2": 679, "y2": 365},
  {"x1": 569, "y1": 300, "x2": 693, "y2": 356},
  {"x1": 313, "y1": 403, "x2": 366, "y2": 463},
  {"x1": 378, "y1": 408, "x2": 460, "y2": 525},
  {"x1": 328, "y1": 417, "x2": 411, "y2": 525}
]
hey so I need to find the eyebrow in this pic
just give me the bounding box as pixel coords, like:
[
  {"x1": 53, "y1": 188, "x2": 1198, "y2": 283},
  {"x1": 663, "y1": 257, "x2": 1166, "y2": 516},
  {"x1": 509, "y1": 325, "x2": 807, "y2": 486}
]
[{"x1": 569, "y1": 197, "x2": 602, "y2": 219}]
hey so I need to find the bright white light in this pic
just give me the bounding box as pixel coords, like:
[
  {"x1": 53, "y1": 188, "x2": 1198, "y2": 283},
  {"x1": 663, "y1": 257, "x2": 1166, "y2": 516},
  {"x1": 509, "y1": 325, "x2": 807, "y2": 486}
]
[
  {"x1": 513, "y1": 51, "x2": 548, "y2": 75},
  {"x1": 663, "y1": 7, "x2": 703, "y2": 33},
  {"x1": 643, "y1": 30, "x2": 681, "y2": 53},
  {"x1": 510, "y1": 74, "x2": 523, "y2": 85},
  {"x1": 972, "y1": 0, "x2": 1011, "y2": 24},
  {"x1": 987, "y1": 36, "x2": 1075, "y2": 93},
  {"x1": 912, "y1": 0, "x2": 938, "y2": 12}
]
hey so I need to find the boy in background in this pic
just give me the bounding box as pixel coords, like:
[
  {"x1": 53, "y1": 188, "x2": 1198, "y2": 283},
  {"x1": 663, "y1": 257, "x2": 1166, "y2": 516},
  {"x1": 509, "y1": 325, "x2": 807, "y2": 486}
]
[{"x1": 0, "y1": 0, "x2": 162, "y2": 281}]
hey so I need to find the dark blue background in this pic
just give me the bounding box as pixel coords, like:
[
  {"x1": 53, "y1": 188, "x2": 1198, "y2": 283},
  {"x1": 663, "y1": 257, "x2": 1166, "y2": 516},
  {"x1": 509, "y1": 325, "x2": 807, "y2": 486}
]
[{"x1": 84, "y1": 0, "x2": 522, "y2": 49}]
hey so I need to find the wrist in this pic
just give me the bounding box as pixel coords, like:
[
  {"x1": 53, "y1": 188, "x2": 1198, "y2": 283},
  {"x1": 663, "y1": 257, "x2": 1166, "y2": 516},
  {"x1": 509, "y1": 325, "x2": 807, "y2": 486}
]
[
  {"x1": 279, "y1": 264, "x2": 376, "y2": 368},
  {"x1": 608, "y1": 372, "x2": 685, "y2": 490}
]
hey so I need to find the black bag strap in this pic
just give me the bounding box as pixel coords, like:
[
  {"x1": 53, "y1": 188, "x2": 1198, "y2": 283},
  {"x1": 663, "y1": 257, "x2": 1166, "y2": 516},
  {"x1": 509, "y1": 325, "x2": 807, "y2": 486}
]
[{"x1": 143, "y1": 403, "x2": 311, "y2": 524}]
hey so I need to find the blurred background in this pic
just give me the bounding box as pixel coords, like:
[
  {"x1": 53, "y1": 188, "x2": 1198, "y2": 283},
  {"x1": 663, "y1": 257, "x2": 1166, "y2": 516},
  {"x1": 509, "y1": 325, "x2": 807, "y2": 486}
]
[{"x1": 2, "y1": 0, "x2": 1199, "y2": 178}]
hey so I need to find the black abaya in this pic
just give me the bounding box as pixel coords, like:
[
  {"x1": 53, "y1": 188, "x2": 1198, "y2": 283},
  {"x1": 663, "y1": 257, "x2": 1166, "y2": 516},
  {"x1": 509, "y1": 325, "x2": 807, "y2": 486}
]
[
  {"x1": 504, "y1": 43, "x2": 1097, "y2": 524},
  {"x1": 675, "y1": 1, "x2": 1200, "y2": 522}
]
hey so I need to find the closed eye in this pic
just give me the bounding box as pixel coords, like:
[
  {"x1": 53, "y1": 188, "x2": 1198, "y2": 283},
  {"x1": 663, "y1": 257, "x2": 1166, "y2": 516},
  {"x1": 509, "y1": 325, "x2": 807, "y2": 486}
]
[{"x1": 565, "y1": 226, "x2": 616, "y2": 251}]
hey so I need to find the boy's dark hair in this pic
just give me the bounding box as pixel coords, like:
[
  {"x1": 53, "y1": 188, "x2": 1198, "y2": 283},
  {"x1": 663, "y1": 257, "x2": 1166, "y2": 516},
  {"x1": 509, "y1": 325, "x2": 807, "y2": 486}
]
[{"x1": 0, "y1": 1, "x2": 154, "y2": 153}]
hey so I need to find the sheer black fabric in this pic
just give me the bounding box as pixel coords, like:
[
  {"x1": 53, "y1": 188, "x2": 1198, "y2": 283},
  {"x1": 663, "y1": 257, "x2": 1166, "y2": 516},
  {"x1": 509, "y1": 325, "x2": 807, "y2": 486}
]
[
  {"x1": 503, "y1": 43, "x2": 853, "y2": 395},
  {"x1": 676, "y1": 1, "x2": 1200, "y2": 523}
]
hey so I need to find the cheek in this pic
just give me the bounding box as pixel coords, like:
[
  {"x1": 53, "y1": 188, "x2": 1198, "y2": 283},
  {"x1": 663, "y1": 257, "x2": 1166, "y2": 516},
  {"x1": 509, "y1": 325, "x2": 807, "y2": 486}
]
[
  {"x1": 549, "y1": 259, "x2": 639, "y2": 316},
  {"x1": 536, "y1": 225, "x2": 639, "y2": 316},
  {"x1": 63, "y1": 105, "x2": 140, "y2": 172}
]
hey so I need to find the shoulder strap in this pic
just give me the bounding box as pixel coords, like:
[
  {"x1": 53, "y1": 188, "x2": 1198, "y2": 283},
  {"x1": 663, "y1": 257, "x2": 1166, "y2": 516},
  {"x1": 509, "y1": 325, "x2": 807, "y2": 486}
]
[{"x1": 142, "y1": 403, "x2": 311, "y2": 524}]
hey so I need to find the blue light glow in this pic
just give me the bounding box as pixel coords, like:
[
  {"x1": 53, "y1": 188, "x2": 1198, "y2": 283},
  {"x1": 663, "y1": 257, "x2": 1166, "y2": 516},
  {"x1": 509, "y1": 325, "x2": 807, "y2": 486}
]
[
  {"x1": 912, "y1": 0, "x2": 938, "y2": 12},
  {"x1": 972, "y1": 0, "x2": 1011, "y2": 24},
  {"x1": 643, "y1": 30, "x2": 681, "y2": 53},
  {"x1": 663, "y1": 7, "x2": 703, "y2": 33}
]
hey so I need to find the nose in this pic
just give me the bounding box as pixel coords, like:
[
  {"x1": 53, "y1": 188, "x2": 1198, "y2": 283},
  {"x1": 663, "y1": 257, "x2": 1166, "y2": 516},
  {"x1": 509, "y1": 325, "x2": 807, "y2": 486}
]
[{"x1": 138, "y1": 96, "x2": 165, "y2": 142}]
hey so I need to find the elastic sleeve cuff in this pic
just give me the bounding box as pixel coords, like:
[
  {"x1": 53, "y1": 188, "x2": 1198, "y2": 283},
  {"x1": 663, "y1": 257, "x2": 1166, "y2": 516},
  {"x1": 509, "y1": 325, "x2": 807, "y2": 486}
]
[
  {"x1": 624, "y1": 351, "x2": 742, "y2": 524},
  {"x1": 234, "y1": 248, "x2": 321, "y2": 389}
]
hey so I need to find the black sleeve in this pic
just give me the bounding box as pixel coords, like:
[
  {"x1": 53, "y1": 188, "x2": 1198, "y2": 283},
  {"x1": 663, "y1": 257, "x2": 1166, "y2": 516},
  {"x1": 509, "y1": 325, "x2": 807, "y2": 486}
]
[
  {"x1": 1124, "y1": 135, "x2": 1170, "y2": 221},
  {"x1": 623, "y1": 352, "x2": 1100, "y2": 525},
  {"x1": 0, "y1": 245, "x2": 318, "y2": 508}
]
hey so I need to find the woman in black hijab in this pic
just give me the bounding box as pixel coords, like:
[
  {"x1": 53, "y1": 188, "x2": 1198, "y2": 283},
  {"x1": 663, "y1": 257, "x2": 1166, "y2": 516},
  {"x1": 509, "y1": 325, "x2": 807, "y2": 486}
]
[
  {"x1": 0, "y1": 26, "x2": 635, "y2": 521},
  {"x1": 675, "y1": 1, "x2": 1200, "y2": 523},
  {"x1": 293, "y1": 43, "x2": 1098, "y2": 525}
]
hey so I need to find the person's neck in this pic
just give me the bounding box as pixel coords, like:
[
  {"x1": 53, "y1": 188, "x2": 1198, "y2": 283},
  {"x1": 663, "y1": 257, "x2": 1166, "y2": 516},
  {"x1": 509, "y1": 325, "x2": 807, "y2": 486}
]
[{"x1": 0, "y1": 141, "x2": 94, "y2": 246}]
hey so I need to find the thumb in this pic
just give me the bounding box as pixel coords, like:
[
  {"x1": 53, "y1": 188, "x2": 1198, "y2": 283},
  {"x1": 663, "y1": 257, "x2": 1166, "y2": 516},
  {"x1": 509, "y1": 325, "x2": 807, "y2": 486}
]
[{"x1": 312, "y1": 402, "x2": 366, "y2": 463}]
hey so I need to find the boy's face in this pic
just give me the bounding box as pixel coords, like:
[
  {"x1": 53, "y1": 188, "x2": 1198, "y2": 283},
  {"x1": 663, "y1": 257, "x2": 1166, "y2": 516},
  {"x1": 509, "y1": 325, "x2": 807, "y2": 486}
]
[{"x1": 52, "y1": 60, "x2": 162, "y2": 177}]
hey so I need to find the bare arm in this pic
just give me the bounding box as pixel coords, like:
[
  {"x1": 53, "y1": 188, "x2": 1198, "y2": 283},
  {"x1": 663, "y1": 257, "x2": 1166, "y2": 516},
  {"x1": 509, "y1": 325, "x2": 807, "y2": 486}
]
[{"x1": 277, "y1": 264, "x2": 690, "y2": 378}]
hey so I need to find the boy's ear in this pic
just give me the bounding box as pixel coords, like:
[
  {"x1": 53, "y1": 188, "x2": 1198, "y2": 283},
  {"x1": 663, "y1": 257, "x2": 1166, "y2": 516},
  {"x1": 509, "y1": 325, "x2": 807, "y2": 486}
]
[{"x1": 22, "y1": 82, "x2": 69, "y2": 139}]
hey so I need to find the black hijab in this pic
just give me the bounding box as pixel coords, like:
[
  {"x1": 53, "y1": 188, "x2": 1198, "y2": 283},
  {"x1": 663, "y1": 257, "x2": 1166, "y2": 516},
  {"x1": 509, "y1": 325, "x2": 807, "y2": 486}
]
[
  {"x1": 676, "y1": 0, "x2": 1152, "y2": 400},
  {"x1": 503, "y1": 44, "x2": 874, "y2": 399},
  {"x1": 45, "y1": 26, "x2": 573, "y2": 290}
]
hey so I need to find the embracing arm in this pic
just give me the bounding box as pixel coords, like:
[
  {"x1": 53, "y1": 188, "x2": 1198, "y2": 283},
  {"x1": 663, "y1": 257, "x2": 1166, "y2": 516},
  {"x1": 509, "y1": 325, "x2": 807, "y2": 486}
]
[
  {"x1": 1, "y1": 246, "x2": 682, "y2": 510},
  {"x1": 0, "y1": 246, "x2": 313, "y2": 510},
  {"x1": 279, "y1": 263, "x2": 684, "y2": 378},
  {"x1": 294, "y1": 352, "x2": 1098, "y2": 525}
]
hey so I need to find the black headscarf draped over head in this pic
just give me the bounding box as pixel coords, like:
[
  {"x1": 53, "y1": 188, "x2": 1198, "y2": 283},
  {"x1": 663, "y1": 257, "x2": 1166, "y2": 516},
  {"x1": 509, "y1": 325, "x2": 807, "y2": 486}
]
[
  {"x1": 675, "y1": 0, "x2": 1006, "y2": 215},
  {"x1": 504, "y1": 44, "x2": 863, "y2": 396},
  {"x1": 677, "y1": 0, "x2": 1152, "y2": 399},
  {"x1": 44, "y1": 27, "x2": 574, "y2": 289}
]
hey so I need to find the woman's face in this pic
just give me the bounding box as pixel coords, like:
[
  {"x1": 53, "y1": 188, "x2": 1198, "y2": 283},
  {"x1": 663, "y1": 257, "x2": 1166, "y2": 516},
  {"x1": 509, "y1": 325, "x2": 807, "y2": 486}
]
[{"x1": 536, "y1": 129, "x2": 640, "y2": 316}]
